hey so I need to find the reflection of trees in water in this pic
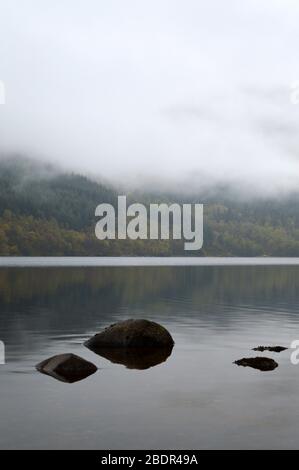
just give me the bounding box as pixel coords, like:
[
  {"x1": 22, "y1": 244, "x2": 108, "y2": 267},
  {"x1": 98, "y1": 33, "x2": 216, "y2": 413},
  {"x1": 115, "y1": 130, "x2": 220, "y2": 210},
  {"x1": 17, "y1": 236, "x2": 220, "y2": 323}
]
[
  {"x1": 1, "y1": 265, "x2": 299, "y2": 304},
  {"x1": 1, "y1": 266, "x2": 299, "y2": 347}
]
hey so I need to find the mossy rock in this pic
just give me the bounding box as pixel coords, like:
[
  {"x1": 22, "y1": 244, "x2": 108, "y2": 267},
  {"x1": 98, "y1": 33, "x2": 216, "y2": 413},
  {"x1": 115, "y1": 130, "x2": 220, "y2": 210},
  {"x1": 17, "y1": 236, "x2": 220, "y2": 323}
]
[{"x1": 84, "y1": 319, "x2": 174, "y2": 350}]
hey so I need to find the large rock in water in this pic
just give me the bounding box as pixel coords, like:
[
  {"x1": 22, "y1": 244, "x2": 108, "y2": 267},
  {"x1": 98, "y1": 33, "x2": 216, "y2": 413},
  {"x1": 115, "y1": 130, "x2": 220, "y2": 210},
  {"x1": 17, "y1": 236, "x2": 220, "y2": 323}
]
[
  {"x1": 84, "y1": 319, "x2": 174, "y2": 351},
  {"x1": 36, "y1": 353, "x2": 97, "y2": 383}
]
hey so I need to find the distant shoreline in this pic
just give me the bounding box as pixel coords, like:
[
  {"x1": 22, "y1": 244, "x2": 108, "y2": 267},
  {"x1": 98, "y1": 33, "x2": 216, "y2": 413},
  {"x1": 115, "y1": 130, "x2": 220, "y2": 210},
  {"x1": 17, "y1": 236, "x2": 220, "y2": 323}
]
[{"x1": 2, "y1": 256, "x2": 299, "y2": 267}]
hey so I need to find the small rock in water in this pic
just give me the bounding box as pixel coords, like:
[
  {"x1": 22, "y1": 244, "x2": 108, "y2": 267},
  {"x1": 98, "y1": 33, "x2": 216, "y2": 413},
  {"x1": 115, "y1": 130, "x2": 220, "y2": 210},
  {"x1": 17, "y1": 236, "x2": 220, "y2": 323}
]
[
  {"x1": 36, "y1": 353, "x2": 97, "y2": 383},
  {"x1": 234, "y1": 357, "x2": 278, "y2": 371},
  {"x1": 84, "y1": 319, "x2": 174, "y2": 351},
  {"x1": 252, "y1": 345, "x2": 287, "y2": 353}
]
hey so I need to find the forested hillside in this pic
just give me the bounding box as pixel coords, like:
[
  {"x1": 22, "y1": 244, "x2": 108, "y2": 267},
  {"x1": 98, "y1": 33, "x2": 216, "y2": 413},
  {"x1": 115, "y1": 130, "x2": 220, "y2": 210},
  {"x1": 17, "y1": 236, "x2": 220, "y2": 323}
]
[{"x1": 1, "y1": 156, "x2": 299, "y2": 256}]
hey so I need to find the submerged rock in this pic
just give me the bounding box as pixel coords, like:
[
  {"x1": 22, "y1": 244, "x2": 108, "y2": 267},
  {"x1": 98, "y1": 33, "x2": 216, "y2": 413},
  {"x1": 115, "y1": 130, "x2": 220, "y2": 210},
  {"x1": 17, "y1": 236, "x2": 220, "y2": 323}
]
[
  {"x1": 234, "y1": 357, "x2": 278, "y2": 372},
  {"x1": 252, "y1": 345, "x2": 287, "y2": 353},
  {"x1": 36, "y1": 353, "x2": 97, "y2": 383},
  {"x1": 84, "y1": 319, "x2": 174, "y2": 351},
  {"x1": 92, "y1": 345, "x2": 173, "y2": 370}
]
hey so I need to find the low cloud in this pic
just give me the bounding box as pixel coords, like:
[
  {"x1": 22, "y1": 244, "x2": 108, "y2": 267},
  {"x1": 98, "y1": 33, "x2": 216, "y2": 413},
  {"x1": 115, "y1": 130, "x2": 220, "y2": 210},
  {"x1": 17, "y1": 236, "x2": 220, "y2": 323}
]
[{"x1": 1, "y1": 0, "x2": 299, "y2": 196}]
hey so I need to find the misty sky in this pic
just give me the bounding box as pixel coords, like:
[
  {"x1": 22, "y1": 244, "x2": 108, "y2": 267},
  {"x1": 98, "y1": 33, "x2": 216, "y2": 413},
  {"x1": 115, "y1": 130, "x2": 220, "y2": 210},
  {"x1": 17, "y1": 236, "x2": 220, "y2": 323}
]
[{"x1": 1, "y1": 0, "x2": 299, "y2": 194}]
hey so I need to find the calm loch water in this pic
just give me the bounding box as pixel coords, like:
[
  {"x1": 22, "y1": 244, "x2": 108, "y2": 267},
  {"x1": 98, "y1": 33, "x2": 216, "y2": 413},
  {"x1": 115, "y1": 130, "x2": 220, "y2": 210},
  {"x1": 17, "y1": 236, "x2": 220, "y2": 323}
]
[{"x1": 0, "y1": 260, "x2": 299, "y2": 449}]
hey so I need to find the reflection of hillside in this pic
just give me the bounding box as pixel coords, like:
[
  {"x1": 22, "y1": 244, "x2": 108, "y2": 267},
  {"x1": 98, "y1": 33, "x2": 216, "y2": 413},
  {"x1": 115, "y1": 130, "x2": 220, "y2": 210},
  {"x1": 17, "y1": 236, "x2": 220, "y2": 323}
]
[
  {"x1": 0, "y1": 267, "x2": 179, "y2": 306},
  {"x1": 1, "y1": 266, "x2": 299, "y2": 307},
  {"x1": 1, "y1": 265, "x2": 299, "y2": 354}
]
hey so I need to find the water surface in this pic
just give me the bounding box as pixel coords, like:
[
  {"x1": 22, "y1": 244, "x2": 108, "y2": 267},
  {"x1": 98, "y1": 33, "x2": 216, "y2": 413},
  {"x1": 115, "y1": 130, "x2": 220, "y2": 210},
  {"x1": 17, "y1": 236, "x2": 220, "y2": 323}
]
[{"x1": 0, "y1": 259, "x2": 299, "y2": 449}]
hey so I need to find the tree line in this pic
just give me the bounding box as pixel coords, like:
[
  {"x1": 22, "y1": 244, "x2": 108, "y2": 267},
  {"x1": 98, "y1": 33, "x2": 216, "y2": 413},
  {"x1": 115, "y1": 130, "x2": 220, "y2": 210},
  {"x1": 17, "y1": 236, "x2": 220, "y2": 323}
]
[{"x1": 1, "y1": 156, "x2": 299, "y2": 256}]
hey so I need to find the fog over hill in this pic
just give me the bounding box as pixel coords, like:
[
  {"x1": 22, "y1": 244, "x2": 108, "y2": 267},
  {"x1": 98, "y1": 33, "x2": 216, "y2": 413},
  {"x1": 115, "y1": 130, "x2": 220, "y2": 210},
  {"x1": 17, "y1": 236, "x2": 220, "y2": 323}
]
[
  {"x1": 1, "y1": 155, "x2": 299, "y2": 256},
  {"x1": 1, "y1": 1, "x2": 299, "y2": 196}
]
